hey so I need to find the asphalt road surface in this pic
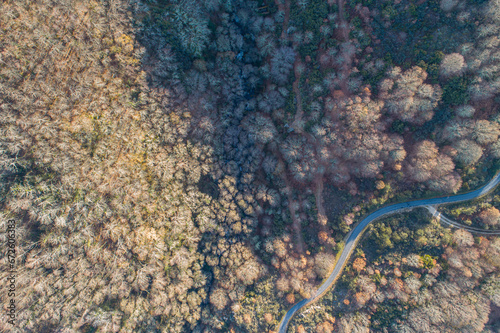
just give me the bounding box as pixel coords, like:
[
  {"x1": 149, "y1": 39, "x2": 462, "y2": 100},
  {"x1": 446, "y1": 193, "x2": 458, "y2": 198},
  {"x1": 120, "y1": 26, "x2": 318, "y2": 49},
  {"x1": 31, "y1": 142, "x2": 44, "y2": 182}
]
[
  {"x1": 426, "y1": 205, "x2": 500, "y2": 235},
  {"x1": 277, "y1": 172, "x2": 500, "y2": 333}
]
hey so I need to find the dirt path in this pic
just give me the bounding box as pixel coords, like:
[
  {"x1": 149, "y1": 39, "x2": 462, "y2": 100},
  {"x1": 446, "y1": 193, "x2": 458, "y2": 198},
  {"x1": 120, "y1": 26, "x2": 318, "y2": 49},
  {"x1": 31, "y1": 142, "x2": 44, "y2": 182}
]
[
  {"x1": 337, "y1": 0, "x2": 349, "y2": 41},
  {"x1": 336, "y1": 0, "x2": 352, "y2": 96},
  {"x1": 291, "y1": 60, "x2": 304, "y2": 131},
  {"x1": 275, "y1": 0, "x2": 290, "y2": 41},
  {"x1": 274, "y1": 0, "x2": 305, "y2": 131},
  {"x1": 314, "y1": 176, "x2": 328, "y2": 227},
  {"x1": 272, "y1": 0, "x2": 306, "y2": 253},
  {"x1": 283, "y1": 165, "x2": 306, "y2": 254}
]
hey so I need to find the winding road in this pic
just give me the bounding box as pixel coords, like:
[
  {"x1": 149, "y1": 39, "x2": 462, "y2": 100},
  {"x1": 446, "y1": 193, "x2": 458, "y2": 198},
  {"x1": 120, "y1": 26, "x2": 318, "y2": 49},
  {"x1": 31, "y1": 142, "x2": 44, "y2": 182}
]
[
  {"x1": 277, "y1": 172, "x2": 500, "y2": 333},
  {"x1": 426, "y1": 205, "x2": 500, "y2": 235}
]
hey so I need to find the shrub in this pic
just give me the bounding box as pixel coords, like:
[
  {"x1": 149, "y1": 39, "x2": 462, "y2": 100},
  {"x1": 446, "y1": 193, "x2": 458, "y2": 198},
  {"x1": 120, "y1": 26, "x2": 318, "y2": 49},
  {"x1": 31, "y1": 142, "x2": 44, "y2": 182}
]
[
  {"x1": 440, "y1": 0, "x2": 459, "y2": 11},
  {"x1": 455, "y1": 105, "x2": 475, "y2": 118},
  {"x1": 314, "y1": 252, "x2": 336, "y2": 279},
  {"x1": 441, "y1": 75, "x2": 470, "y2": 106},
  {"x1": 452, "y1": 139, "x2": 483, "y2": 166},
  {"x1": 473, "y1": 119, "x2": 500, "y2": 145},
  {"x1": 172, "y1": 2, "x2": 211, "y2": 57},
  {"x1": 256, "y1": 33, "x2": 276, "y2": 57},
  {"x1": 380, "y1": 66, "x2": 442, "y2": 124},
  {"x1": 440, "y1": 53, "x2": 466, "y2": 78},
  {"x1": 479, "y1": 207, "x2": 500, "y2": 226},
  {"x1": 490, "y1": 140, "x2": 500, "y2": 158},
  {"x1": 452, "y1": 229, "x2": 474, "y2": 247},
  {"x1": 270, "y1": 47, "x2": 296, "y2": 85},
  {"x1": 210, "y1": 288, "x2": 229, "y2": 310}
]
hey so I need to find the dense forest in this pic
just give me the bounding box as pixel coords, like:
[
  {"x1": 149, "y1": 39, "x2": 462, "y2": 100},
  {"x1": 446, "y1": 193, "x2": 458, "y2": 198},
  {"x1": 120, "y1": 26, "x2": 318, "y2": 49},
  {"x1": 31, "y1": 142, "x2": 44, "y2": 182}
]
[{"x1": 0, "y1": 0, "x2": 499, "y2": 332}]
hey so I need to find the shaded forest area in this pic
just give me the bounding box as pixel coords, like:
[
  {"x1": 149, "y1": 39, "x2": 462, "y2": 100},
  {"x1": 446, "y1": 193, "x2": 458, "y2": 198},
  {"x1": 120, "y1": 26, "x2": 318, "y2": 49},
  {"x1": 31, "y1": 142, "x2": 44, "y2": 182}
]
[{"x1": 0, "y1": 0, "x2": 499, "y2": 332}]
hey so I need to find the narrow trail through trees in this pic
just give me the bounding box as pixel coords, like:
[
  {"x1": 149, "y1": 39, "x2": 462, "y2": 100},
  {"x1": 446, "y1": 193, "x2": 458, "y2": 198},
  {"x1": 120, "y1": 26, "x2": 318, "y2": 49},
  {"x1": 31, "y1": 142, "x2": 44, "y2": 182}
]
[
  {"x1": 272, "y1": 0, "x2": 308, "y2": 253},
  {"x1": 291, "y1": 60, "x2": 304, "y2": 130},
  {"x1": 276, "y1": 0, "x2": 290, "y2": 41},
  {"x1": 335, "y1": 0, "x2": 353, "y2": 96},
  {"x1": 283, "y1": 172, "x2": 307, "y2": 254}
]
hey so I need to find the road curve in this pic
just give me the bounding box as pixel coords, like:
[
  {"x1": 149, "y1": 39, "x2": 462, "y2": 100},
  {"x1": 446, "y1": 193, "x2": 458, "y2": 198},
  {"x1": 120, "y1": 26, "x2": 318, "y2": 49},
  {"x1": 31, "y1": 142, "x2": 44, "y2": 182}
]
[
  {"x1": 277, "y1": 172, "x2": 500, "y2": 333},
  {"x1": 426, "y1": 206, "x2": 500, "y2": 235}
]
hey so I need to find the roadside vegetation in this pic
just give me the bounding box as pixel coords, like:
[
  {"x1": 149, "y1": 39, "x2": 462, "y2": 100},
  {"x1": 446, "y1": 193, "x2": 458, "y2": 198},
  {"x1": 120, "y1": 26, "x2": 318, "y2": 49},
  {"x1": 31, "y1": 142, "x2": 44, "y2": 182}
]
[
  {"x1": 288, "y1": 209, "x2": 500, "y2": 332},
  {"x1": 441, "y1": 185, "x2": 500, "y2": 231}
]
